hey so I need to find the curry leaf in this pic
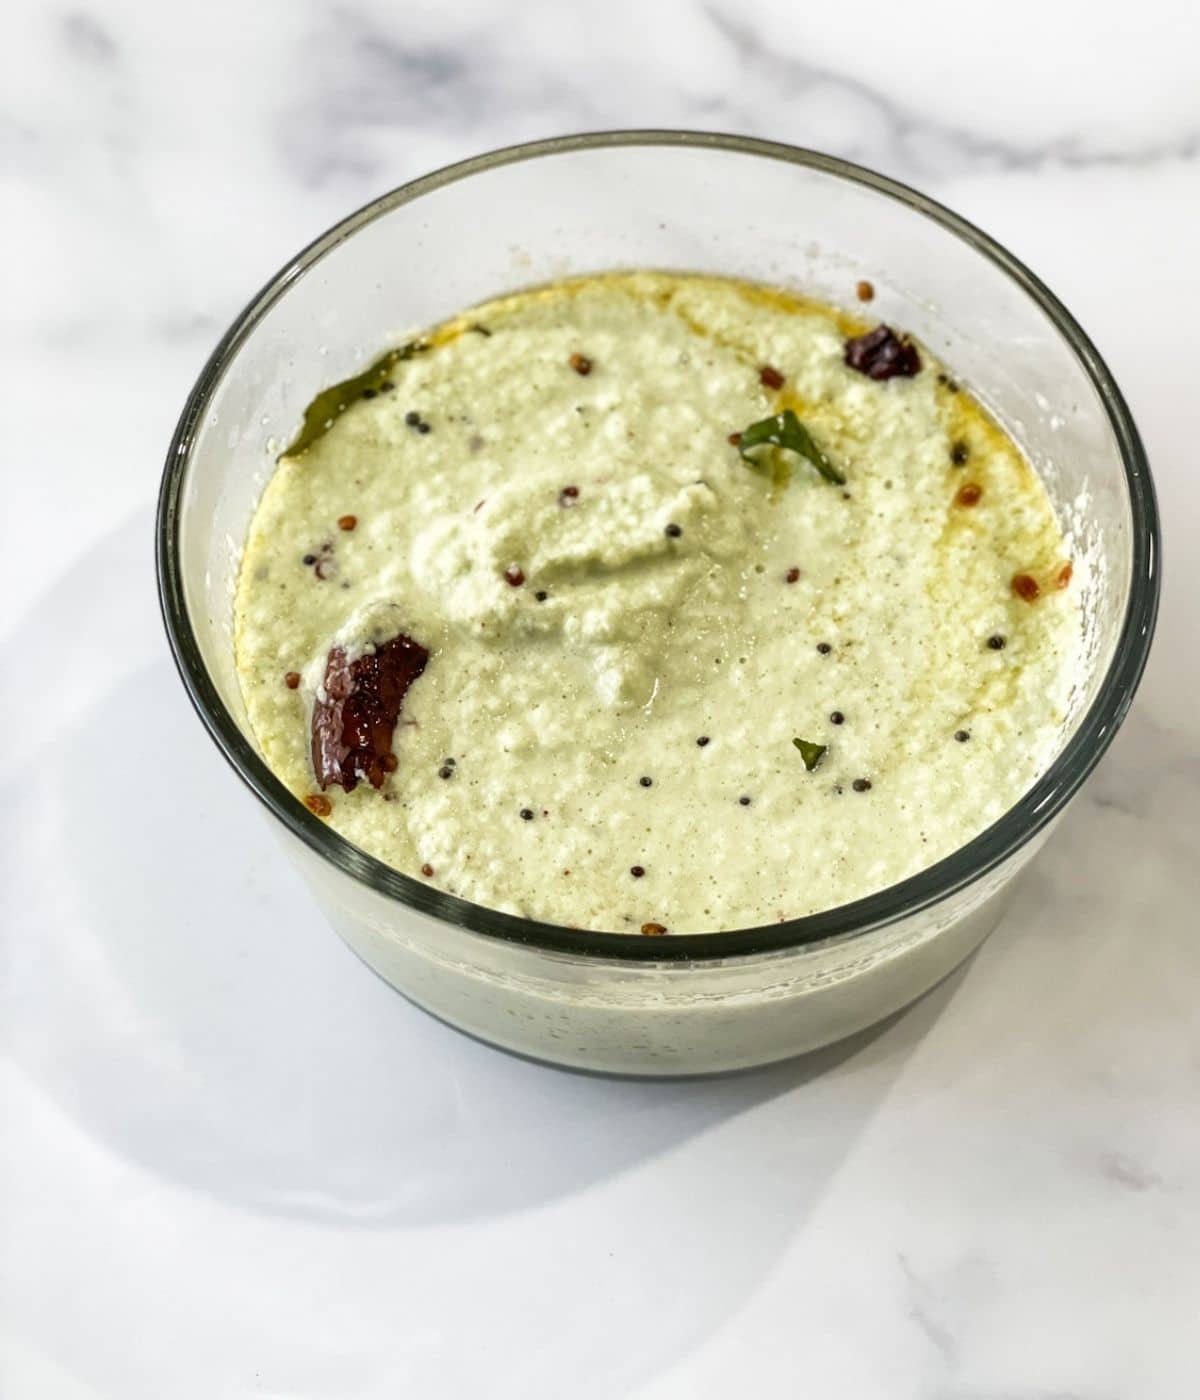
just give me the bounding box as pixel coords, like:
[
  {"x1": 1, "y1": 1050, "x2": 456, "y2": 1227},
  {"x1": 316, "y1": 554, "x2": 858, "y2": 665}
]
[
  {"x1": 737, "y1": 409, "x2": 845, "y2": 485},
  {"x1": 792, "y1": 737, "x2": 828, "y2": 771}
]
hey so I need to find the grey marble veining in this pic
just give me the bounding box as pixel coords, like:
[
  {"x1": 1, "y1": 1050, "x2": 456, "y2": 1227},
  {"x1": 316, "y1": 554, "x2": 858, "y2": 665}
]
[{"x1": 705, "y1": 8, "x2": 1200, "y2": 175}]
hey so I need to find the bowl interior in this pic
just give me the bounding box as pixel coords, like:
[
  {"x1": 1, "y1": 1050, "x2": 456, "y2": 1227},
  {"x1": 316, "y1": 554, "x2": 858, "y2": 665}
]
[{"x1": 159, "y1": 133, "x2": 1157, "y2": 959}]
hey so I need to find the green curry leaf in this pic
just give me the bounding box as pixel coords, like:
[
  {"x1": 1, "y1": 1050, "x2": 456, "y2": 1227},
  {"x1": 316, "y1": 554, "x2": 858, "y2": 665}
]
[
  {"x1": 737, "y1": 409, "x2": 845, "y2": 485},
  {"x1": 282, "y1": 339, "x2": 430, "y2": 458},
  {"x1": 792, "y1": 737, "x2": 828, "y2": 772}
]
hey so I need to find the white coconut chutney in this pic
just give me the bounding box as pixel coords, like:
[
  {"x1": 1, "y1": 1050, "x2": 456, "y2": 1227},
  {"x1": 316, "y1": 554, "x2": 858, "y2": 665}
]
[{"x1": 234, "y1": 273, "x2": 1081, "y2": 933}]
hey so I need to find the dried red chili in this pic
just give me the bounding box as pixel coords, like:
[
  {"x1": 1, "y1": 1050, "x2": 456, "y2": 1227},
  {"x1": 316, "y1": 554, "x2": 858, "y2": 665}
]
[
  {"x1": 844, "y1": 325, "x2": 921, "y2": 380},
  {"x1": 311, "y1": 633, "x2": 429, "y2": 792}
]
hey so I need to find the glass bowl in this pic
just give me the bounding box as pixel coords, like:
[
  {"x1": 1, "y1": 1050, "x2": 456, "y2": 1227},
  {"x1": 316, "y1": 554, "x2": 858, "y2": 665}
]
[{"x1": 157, "y1": 132, "x2": 1159, "y2": 1075}]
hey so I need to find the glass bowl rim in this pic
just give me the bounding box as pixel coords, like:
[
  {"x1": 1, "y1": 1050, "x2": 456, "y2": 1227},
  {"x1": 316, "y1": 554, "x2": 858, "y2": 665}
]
[{"x1": 156, "y1": 129, "x2": 1161, "y2": 965}]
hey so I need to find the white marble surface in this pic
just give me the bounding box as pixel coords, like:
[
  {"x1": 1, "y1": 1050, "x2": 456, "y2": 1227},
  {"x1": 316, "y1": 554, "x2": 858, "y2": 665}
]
[{"x1": 2, "y1": 1, "x2": 1197, "y2": 1395}]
